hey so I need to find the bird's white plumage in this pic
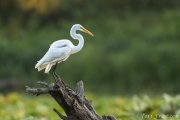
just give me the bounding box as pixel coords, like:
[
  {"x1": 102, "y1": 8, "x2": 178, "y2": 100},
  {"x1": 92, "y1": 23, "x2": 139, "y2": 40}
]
[
  {"x1": 35, "y1": 40, "x2": 73, "y2": 73},
  {"x1": 35, "y1": 24, "x2": 93, "y2": 73},
  {"x1": 50, "y1": 40, "x2": 73, "y2": 48}
]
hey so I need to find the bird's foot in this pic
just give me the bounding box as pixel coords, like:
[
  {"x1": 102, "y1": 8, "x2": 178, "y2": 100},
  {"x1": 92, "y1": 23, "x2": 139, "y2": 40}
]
[{"x1": 52, "y1": 71, "x2": 62, "y2": 83}]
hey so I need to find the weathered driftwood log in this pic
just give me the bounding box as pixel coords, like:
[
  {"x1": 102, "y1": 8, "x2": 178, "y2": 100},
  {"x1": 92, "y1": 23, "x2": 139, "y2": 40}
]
[{"x1": 26, "y1": 74, "x2": 116, "y2": 120}]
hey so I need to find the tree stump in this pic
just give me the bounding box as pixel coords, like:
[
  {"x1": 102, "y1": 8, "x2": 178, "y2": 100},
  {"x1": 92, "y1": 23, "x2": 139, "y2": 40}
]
[{"x1": 26, "y1": 75, "x2": 117, "y2": 120}]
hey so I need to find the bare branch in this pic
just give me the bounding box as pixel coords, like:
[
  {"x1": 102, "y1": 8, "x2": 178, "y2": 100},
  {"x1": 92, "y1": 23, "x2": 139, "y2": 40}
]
[
  {"x1": 76, "y1": 80, "x2": 84, "y2": 104},
  {"x1": 25, "y1": 86, "x2": 49, "y2": 96},
  {"x1": 26, "y1": 77, "x2": 116, "y2": 120}
]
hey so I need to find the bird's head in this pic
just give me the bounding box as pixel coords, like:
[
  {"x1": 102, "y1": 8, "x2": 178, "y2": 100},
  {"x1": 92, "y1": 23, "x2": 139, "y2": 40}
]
[{"x1": 71, "y1": 24, "x2": 94, "y2": 37}]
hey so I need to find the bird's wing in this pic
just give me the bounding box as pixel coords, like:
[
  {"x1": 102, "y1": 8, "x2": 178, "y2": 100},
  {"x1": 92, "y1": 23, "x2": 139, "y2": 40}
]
[
  {"x1": 50, "y1": 40, "x2": 72, "y2": 48},
  {"x1": 35, "y1": 46, "x2": 71, "y2": 68}
]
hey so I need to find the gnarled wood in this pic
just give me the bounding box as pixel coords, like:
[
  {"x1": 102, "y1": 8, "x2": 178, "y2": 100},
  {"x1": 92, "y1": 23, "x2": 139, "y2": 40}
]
[{"x1": 26, "y1": 76, "x2": 116, "y2": 120}]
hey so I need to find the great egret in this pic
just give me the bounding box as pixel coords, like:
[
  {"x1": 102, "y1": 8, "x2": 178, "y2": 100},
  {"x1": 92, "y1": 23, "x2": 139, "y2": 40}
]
[{"x1": 35, "y1": 24, "x2": 93, "y2": 74}]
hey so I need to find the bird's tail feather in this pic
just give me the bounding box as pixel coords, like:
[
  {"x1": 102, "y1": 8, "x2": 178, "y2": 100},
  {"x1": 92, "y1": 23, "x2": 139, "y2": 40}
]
[
  {"x1": 35, "y1": 59, "x2": 47, "y2": 72},
  {"x1": 37, "y1": 64, "x2": 46, "y2": 71},
  {"x1": 35, "y1": 60, "x2": 42, "y2": 69}
]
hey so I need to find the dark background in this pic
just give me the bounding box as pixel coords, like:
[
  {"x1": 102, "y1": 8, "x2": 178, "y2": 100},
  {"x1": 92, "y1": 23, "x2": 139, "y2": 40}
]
[{"x1": 0, "y1": 0, "x2": 180, "y2": 95}]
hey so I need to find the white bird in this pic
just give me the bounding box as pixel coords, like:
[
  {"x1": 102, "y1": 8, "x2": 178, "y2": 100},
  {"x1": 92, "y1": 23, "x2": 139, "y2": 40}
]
[{"x1": 35, "y1": 24, "x2": 93, "y2": 74}]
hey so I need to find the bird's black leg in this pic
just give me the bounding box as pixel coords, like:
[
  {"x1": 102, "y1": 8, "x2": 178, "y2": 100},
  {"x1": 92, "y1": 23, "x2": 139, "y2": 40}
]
[
  {"x1": 52, "y1": 63, "x2": 57, "y2": 82},
  {"x1": 52, "y1": 63, "x2": 61, "y2": 83}
]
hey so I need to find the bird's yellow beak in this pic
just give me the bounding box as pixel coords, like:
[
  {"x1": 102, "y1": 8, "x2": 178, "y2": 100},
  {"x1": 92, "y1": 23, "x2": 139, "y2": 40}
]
[{"x1": 81, "y1": 27, "x2": 94, "y2": 37}]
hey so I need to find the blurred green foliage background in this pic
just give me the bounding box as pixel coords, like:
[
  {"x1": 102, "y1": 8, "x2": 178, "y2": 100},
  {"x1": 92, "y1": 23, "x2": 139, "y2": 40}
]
[{"x1": 0, "y1": 0, "x2": 180, "y2": 94}]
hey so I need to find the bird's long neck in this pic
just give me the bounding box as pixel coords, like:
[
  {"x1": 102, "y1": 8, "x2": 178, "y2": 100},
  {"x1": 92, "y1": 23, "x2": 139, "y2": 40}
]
[{"x1": 70, "y1": 30, "x2": 84, "y2": 54}]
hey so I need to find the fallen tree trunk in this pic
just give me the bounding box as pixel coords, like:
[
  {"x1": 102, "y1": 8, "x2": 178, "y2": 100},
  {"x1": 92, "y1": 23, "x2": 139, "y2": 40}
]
[{"x1": 26, "y1": 76, "x2": 116, "y2": 120}]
